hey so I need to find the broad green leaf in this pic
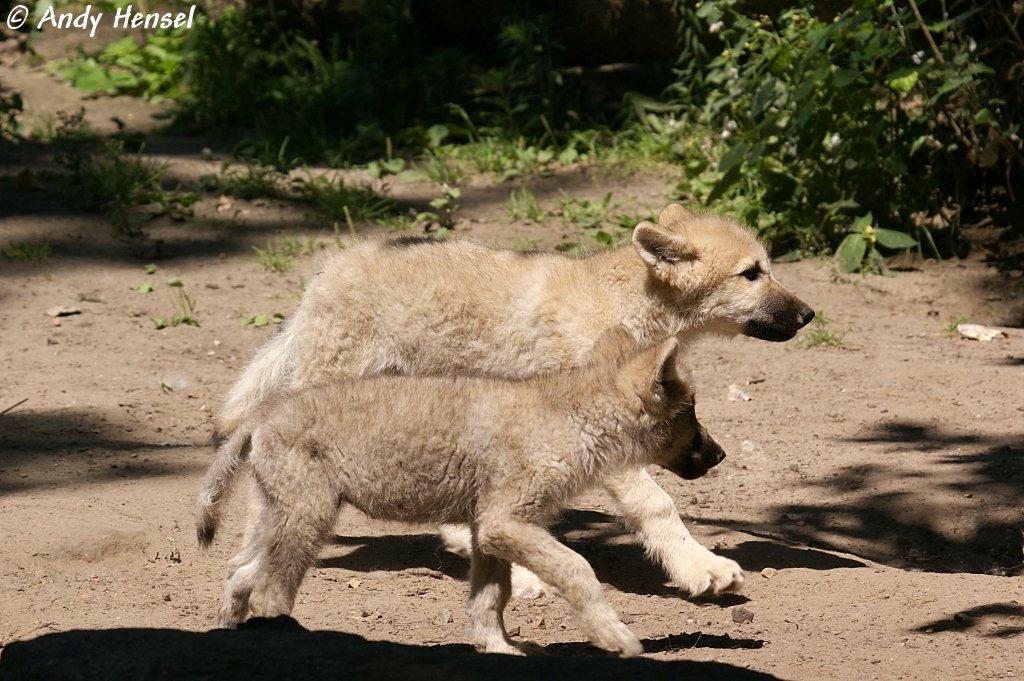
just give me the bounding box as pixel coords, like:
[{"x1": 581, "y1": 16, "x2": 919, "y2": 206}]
[
  {"x1": 426, "y1": 124, "x2": 449, "y2": 148},
  {"x1": 852, "y1": 212, "x2": 874, "y2": 232},
  {"x1": 832, "y1": 68, "x2": 860, "y2": 89},
  {"x1": 874, "y1": 228, "x2": 918, "y2": 250},
  {"x1": 835, "y1": 233, "x2": 868, "y2": 273},
  {"x1": 706, "y1": 164, "x2": 742, "y2": 204},
  {"x1": 136, "y1": 283, "x2": 156, "y2": 294},
  {"x1": 974, "y1": 108, "x2": 991, "y2": 125},
  {"x1": 66, "y1": 60, "x2": 117, "y2": 93},
  {"x1": 718, "y1": 141, "x2": 749, "y2": 174}
]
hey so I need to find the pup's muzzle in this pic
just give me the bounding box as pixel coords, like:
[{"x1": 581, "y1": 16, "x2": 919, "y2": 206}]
[
  {"x1": 664, "y1": 425, "x2": 726, "y2": 480},
  {"x1": 743, "y1": 292, "x2": 815, "y2": 342}
]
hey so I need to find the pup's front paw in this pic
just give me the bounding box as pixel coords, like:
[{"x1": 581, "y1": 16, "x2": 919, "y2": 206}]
[{"x1": 676, "y1": 553, "x2": 745, "y2": 596}]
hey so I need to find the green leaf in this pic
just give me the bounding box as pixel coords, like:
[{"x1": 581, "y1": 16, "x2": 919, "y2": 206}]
[
  {"x1": 910, "y1": 135, "x2": 930, "y2": 156},
  {"x1": 887, "y1": 71, "x2": 919, "y2": 94},
  {"x1": 136, "y1": 283, "x2": 156, "y2": 294},
  {"x1": 144, "y1": 264, "x2": 158, "y2": 274},
  {"x1": 718, "y1": 141, "x2": 750, "y2": 174},
  {"x1": 166, "y1": 278, "x2": 183, "y2": 287},
  {"x1": 65, "y1": 59, "x2": 117, "y2": 93},
  {"x1": 706, "y1": 164, "x2": 742, "y2": 204},
  {"x1": 835, "y1": 233, "x2": 868, "y2": 273},
  {"x1": 974, "y1": 108, "x2": 991, "y2": 125},
  {"x1": 852, "y1": 212, "x2": 874, "y2": 232},
  {"x1": 873, "y1": 228, "x2": 918, "y2": 250},
  {"x1": 426, "y1": 124, "x2": 449, "y2": 148},
  {"x1": 831, "y1": 68, "x2": 860, "y2": 89}
]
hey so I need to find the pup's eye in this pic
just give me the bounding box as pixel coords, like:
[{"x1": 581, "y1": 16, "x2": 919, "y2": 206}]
[{"x1": 740, "y1": 266, "x2": 760, "y2": 281}]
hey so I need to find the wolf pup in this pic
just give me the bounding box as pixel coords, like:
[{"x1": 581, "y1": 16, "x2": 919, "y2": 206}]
[
  {"x1": 197, "y1": 337, "x2": 735, "y2": 657},
  {"x1": 215, "y1": 204, "x2": 812, "y2": 596}
]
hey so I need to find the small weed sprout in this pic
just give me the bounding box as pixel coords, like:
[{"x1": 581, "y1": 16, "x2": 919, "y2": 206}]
[
  {"x1": 242, "y1": 312, "x2": 286, "y2": 328},
  {"x1": 298, "y1": 175, "x2": 397, "y2": 222},
  {"x1": 802, "y1": 312, "x2": 844, "y2": 348},
  {"x1": 506, "y1": 186, "x2": 544, "y2": 222},
  {"x1": 152, "y1": 279, "x2": 199, "y2": 329},
  {"x1": 253, "y1": 235, "x2": 317, "y2": 273},
  {"x1": 200, "y1": 162, "x2": 287, "y2": 200},
  {"x1": 417, "y1": 183, "x2": 461, "y2": 232},
  {"x1": 2, "y1": 240, "x2": 52, "y2": 262},
  {"x1": 944, "y1": 316, "x2": 968, "y2": 333}
]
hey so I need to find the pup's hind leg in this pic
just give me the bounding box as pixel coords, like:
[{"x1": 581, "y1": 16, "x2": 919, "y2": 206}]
[
  {"x1": 476, "y1": 514, "x2": 642, "y2": 658},
  {"x1": 466, "y1": 532, "x2": 519, "y2": 655},
  {"x1": 441, "y1": 523, "x2": 551, "y2": 599},
  {"x1": 250, "y1": 493, "x2": 340, "y2": 619},
  {"x1": 603, "y1": 468, "x2": 744, "y2": 595},
  {"x1": 217, "y1": 498, "x2": 273, "y2": 628}
]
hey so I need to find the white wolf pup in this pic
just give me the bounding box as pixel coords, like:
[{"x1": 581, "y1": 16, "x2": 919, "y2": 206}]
[
  {"x1": 197, "y1": 336, "x2": 733, "y2": 657},
  {"x1": 215, "y1": 204, "x2": 813, "y2": 596}
]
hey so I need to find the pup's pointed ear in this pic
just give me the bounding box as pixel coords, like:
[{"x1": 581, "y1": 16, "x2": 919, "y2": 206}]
[
  {"x1": 632, "y1": 221, "x2": 697, "y2": 268},
  {"x1": 618, "y1": 337, "x2": 682, "y2": 414},
  {"x1": 658, "y1": 203, "x2": 696, "y2": 229},
  {"x1": 650, "y1": 336, "x2": 683, "y2": 400}
]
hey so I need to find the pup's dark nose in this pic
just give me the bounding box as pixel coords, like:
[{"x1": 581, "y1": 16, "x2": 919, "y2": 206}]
[{"x1": 798, "y1": 307, "x2": 815, "y2": 327}]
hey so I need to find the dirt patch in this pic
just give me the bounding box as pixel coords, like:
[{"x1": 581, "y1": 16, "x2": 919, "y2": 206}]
[{"x1": 2, "y1": 57, "x2": 1024, "y2": 681}]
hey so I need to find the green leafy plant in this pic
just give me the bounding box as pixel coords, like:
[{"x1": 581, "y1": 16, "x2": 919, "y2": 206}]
[
  {"x1": 53, "y1": 26, "x2": 191, "y2": 100},
  {"x1": 834, "y1": 212, "x2": 919, "y2": 273},
  {"x1": 2, "y1": 240, "x2": 51, "y2": 262},
  {"x1": 506, "y1": 186, "x2": 544, "y2": 221},
  {"x1": 297, "y1": 175, "x2": 397, "y2": 222},
  {"x1": 242, "y1": 312, "x2": 286, "y2": 328},
  {"x1": 417, "y1": 183, "x2": 461, "y2": 231},
  {"x1": 200, "y1": 162, "x2": 288, "y2": 200},
  {"x1": 152, "y1": 279, "x2": 199, "y2": 329},
  {"x1": 673, "y1": 1, "x2": 1020, "y2": 258},
  {"x1": 801, "y1": 312, "x2": 844, "y2": 348},
  {"x1": 944, "y1": 315, "x2": 968, "y2": 333}
]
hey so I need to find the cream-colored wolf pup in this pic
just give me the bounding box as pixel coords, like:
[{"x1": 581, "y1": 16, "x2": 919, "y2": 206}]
[
  {"x1": 198, "y1": 336, "x2": 727, "y2": 657},
  {"x1": 215, "y1": 204, "x2": 813, "y2": 596}
]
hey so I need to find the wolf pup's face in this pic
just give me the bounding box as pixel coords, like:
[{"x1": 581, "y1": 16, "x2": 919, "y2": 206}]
[
  {"x1": 633, "y1": 204, "x2": 815, "y2": 342},
  {"x1": 658, "y1": 404, "x2": 727, "y2": 480},
  {"x1": 617, "y1": 339, "x2": 725, "y2": 480}
]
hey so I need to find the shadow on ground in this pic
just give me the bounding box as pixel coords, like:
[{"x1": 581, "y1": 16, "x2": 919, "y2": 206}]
[
  {"x1": 715, "y1": 420, "x2": 1024, "y2": 575},
  {"x1": 0, "y1": 617, "x2": 784, "y2": 681},
  {"x1": 913, "y1": 602, "x2": 1024, "y2": 638},
  {"x1": 0, "y1": 408, "x2": 204, "y2": 495},
  {"x1": 325, "y1": 508, "x2": 864, "y2": 598}
]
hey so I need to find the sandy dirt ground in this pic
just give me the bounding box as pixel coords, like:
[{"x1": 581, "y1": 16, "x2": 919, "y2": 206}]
[{"x1": 2, "y1": 54, "x2": 1024, "y2": 681}]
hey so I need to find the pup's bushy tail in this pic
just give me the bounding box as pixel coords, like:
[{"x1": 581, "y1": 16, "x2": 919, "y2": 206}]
[
  {"x1": 214, "y1": 315, "x2": 302, "y2": 445},
  {"x1": 196, "y1": 426, "x2": 253, "y2": 548}
]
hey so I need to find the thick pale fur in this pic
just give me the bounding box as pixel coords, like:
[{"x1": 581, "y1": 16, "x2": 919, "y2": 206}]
[
  {"x1": 214, "y1": 203, "x2": 813, "y2": 597},
  {"x1": 197, "y1": 338, "x2": 738, "y2": 657}
]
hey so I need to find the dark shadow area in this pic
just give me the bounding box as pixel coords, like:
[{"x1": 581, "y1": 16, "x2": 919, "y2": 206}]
[
  {"x1": 712, "y1": 420, "x2": 1024, "y2": 575},
  {"x1": 0, "y1": 618, "x2": 785, "y2": 681},
  {"x1": 0, "y1": 408, "x2": 205, "y2": 495},
  {"x1": 546, "y1": 631, "x2": 765, "y2": 656},
  {"x1": 913, "y1": 602, "x2": 1024, "y2": 638},
  {"x1": 326, "y1": 510, "x2": 745, "y2": 604},
  {"x1": 717, "y1": 540, "x2": 866, "y2": 572},
  {"x1": 325, "y1": 533, "x2": 468, "y2": 581}
]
